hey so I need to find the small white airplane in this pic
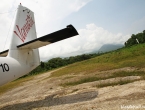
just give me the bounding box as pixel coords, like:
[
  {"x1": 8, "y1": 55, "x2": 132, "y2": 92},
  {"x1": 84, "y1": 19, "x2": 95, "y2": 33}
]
[{"x1": 0, "y1": 4, "x2": 78, "y2": 86}]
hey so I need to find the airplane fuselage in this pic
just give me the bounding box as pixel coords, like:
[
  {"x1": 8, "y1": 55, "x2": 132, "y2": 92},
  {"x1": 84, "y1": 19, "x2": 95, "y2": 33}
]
[{"x1": 0, "y1": 57, "x2": 33, "y2": 86}]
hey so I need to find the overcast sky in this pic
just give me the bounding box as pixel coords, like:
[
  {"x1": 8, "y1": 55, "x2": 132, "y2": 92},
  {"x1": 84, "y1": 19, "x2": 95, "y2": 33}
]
[{"x1": 0, "y1": 0, "x2": 145, "y2": 61}]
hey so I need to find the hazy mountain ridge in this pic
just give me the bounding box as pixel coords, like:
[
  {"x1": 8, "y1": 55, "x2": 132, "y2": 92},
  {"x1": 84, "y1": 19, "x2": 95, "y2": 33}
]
[{"x1": 98, "y1": 44, "x2": 124, "y2": 52}]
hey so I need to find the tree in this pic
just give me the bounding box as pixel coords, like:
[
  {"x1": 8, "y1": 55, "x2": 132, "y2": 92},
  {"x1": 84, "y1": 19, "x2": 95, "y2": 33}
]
[
  {"x1": 131, "y1": 34, "x2": 136, "y2": 39},
  {"x1": 125, "y1": 30, "x2": 145, "y2": 47},
  {"x1": 40, "y1": 61, "x2": 45, "y2": 68},
  {"x1": 143, "y1": 30, "x2": 145, "y2": 42}
]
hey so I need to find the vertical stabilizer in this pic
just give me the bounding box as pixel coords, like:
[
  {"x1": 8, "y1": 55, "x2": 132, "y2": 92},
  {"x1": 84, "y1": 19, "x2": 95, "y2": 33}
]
[{"x1": 8, "y1": 4, "x2": 40, "y2": 70}]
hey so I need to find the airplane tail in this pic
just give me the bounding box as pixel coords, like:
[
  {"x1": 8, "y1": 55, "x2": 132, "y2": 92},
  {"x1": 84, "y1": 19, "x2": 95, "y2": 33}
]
[
  {"x1": 8, "y1": 4, "x2": 40, "y2": 71},
  {"x1": 0, "y1": 4, "x2": 78, "y2": 86},
  {"x1": 0, "y1": 4, "x2": 78, "y2": 76}
]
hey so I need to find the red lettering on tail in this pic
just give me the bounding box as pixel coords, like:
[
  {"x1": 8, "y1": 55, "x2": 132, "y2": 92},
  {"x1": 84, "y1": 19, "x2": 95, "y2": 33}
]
[{"x1": 14, "y1": 15, "x2": 34, "y2": 42}]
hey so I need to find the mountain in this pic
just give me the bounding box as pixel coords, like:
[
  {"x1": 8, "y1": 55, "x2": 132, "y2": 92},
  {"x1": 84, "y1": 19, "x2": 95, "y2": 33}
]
[{"x1": 98, "y1": 44, "x2": 124, "y2": 52}]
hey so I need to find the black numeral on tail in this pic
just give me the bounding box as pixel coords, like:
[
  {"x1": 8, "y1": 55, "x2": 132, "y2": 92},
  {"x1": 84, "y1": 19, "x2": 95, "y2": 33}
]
[{"x1": 0, "y1": 63, "x2": 9, "y2": 72}]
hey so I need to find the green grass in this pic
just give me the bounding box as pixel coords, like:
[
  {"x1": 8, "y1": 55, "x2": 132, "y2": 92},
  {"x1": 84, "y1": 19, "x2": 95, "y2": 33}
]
[
  {"x1": 61, "y1": 71, "x2": 145, "y2": 87},
  {"x1": 50, "y1": 62, "x2": 117, "y2": 77},
  {"x1": 96, "y1": 79, "x2": 138, "y2": 88},
  {"x1": 61, "y1": 77, "x2": 101, "y2": 87},
  {"x1": 111, "y1": 71, "x2": 145, "y2": 78},
  {"x1": 51, "y1": 44, "x2": 145, "y2": 77}
]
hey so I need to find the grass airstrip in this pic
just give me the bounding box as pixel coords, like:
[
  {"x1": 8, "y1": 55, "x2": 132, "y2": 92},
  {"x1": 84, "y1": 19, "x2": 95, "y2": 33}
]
[{"x1": 1, "y1": 44, "x2": 145, "y2": 95}]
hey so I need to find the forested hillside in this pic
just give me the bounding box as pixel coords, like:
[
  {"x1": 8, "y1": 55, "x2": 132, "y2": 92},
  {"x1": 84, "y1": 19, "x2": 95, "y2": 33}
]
[
  {"x1": 25, "y1": 29, "x2": 145, "y2": 78},
  {"x1": 125, "y1": 30, "x2": 145, "y2": 47},
  {"x1": 27, "y1": 53, "x2": 104, "y2": 76}
]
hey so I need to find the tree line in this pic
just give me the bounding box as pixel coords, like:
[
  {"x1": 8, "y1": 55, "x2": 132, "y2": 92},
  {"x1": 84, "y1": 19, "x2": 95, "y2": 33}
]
[
  {"x1": 20, "y1": 29, "x2": 145, "y2": 78},
  {"x1": 125, "y1": 30, "x2": 145, "y2": 47},
  {"x1": 24, "y1": 52, "x2": 103, "y2": 77}
]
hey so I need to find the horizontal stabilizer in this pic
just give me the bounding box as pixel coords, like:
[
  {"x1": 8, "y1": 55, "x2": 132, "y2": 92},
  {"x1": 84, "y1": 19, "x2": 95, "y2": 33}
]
[
  {"x1": 17, "y1": 25, "x2": 78, "y2": 49},
  {"x1": 0, "y1": 25, "x2": 78, "y2": 57},
  {"x1": 0, "y1": 50, "x2": 8, "y2": 57}
]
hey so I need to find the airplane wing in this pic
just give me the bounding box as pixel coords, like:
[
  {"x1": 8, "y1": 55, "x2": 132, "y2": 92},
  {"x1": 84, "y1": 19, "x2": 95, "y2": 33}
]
[{"x1": 0, "y1": 25, "x2": 79, "y2": 57}]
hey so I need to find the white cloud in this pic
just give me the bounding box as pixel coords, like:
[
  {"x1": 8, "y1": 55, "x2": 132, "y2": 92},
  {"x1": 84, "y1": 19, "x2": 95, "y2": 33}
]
[
  {"x1": 7, "y1": 0, "x2": 92, "y2": 36},
  {"x1": 0, "y1": 0, "x2": 92, "y2": 51},
  {"x1": 69, "y1": 0, "x2": 92, "y2": 11},
  {"x1": 33, "y1": 0, "x2": 92, "y2": 36},
  {"x1": 39, "y1": 23, "x2": 130, "y2": 61},
  {"x1": 0, "y1": 0, "x2": 16, "y2": 51},
  {"x1": 0, "y1": 1, "x2": 130, "y2": 61}
]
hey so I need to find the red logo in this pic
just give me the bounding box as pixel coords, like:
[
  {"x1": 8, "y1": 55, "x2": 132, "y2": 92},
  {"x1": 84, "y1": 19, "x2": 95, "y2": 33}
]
[{"x1": 14, "y1": 15, "x2": 34, "y2": 42}]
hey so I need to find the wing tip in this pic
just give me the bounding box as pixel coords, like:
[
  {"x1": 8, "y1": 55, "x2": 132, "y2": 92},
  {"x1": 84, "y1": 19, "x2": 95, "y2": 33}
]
[{"x1": 67, "y1": 24, "x2": 79, "y2": 36}]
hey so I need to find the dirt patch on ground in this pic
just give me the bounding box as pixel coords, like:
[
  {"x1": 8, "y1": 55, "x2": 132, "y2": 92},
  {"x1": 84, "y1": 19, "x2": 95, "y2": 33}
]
[{"x1": 0, "y1": 67, "x2": 145, "y2": 110}]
